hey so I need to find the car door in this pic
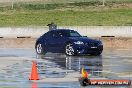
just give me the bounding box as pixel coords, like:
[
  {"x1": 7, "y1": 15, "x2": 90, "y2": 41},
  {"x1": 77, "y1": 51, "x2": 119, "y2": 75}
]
[
  {"x1": 43, "y1": 31, "x2": 55, "y2": 52},
  {"x1": 49, "y1": 31, "x2": 68, "y2": 53},
  {"x1": 44, "y1": 30, "x2": 67, "y2": 53},
  {"x1": 53, "y1": 31, "x2": 67, "y2": 53}
]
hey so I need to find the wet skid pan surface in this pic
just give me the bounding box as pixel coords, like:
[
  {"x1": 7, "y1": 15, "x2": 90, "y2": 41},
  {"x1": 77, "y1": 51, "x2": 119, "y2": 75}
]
[{"x1": 0, "y1": 48, "x2": 132, "y2": 88}]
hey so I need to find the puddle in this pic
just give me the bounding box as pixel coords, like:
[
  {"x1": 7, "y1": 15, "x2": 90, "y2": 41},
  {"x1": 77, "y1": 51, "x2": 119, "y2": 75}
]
[{"x1": 0, "y1": 48, "x2": 132, "y2": 88}]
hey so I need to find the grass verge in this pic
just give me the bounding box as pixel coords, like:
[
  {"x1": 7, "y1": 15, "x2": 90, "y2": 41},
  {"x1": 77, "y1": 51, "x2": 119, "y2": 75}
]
[{"x1": 0, "y1": 1, "x2": 132, "y2": 26}]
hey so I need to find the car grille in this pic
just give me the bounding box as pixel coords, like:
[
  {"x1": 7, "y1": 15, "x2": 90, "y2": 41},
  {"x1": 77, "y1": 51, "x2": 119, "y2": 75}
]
[{"x1": 85, "y1": 42, "x2": 99, "y2": 47}]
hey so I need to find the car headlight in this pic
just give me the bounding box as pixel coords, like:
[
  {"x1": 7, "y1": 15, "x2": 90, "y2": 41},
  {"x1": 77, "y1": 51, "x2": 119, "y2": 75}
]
[{"x1": 74, "y1": 41, "x2": 84, "y2": 45}]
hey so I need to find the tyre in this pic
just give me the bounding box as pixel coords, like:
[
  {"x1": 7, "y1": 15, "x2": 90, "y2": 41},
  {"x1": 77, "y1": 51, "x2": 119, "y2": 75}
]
[
  {"x1": 36, "y1": 42, "x2": 46, "y2": 55},
  {"x1": 65, "y1": 43, "x2": 75, "y2": 56}
]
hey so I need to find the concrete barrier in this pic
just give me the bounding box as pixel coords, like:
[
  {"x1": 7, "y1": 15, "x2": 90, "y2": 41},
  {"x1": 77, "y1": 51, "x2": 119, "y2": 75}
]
[
  {"x1": 0, "y1": 27, "x2": 49, "y2": 38},
  {"x1": 0, "y1": 26, "x2": 132, "y2": 38},
  {"x1": 58, "y1": 26, "x2": 132, "y2": 37}
]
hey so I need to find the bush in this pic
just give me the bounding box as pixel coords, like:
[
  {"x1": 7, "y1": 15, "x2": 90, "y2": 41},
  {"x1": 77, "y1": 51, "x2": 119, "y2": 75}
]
[
  {"x1": 68, "y1": 1, "x2": 103, "y2": 6},
  {"x1": 19, "y1": 3, "x2": 64, "y2": 10}
]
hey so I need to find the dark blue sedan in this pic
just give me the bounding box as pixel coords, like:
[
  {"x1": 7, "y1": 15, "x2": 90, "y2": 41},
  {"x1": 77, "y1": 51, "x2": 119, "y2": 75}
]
[{"x1": 35, "y1": 29, "x2": 103, "y2": 56}]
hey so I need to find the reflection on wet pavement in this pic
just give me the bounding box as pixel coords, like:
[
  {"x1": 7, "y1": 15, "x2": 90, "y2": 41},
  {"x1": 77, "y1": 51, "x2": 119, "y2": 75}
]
[
  {"x1": 36, "y1": 55, "x2": 103, "y2": 78},
  {"x1": 0, "y1": 48, "x2": 132, "y2": 88},
  {"x1": 0, "y1": 49, "x2": 35, "y2": 57}
]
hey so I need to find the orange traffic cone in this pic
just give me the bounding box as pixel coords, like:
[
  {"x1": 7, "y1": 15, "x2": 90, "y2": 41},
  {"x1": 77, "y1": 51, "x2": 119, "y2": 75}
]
[
  {"x1": 29, "y1": 61, "x2": 40, "y2": 80},
  {"x1": 32, "y1": 82, "x2": 38, "y2": 88}
]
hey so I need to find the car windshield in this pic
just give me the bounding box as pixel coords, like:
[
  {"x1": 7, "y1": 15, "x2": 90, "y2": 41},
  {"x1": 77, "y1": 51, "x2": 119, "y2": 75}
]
[{"x1": 59, "y1": 30, "x2": 82, "y2": 37}]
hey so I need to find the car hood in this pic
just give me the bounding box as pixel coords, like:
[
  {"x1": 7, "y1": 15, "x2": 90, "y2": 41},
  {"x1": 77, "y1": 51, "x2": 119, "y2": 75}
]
[{"x1": 69, "y1": 37, "x2": 101, "y2": 43}]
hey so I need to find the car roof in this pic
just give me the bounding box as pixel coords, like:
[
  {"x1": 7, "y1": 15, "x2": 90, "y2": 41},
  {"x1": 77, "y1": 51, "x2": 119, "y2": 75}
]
[{"x1": 49, "y1": 29, "x2": 74, "y2": 32}]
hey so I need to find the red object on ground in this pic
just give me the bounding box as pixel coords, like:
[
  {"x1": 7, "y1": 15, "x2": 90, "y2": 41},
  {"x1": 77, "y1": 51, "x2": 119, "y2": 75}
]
[
  {"x1": 79, "y1": 77, "x2": 131, "y2": 86},
  {"x1": 90, "y1": 79, "x2": 131, "y2": 85},
  {"x1": 29, "y1": 61, "x2": 39, "y2": 80},
  {"x1": 85, "y1": 71, "x2": 88, "y2": 78},
  {"x1": 32, "y1": 82, "x2": 38, "y2": 88},
  {"x1": 79, "y1": 68, "x2": 131, "y2": 86}
]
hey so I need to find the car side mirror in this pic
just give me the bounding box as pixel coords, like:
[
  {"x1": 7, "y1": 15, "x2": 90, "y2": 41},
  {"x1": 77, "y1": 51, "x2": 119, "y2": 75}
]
[{"x1": 83, "y1": 36, "x2": 87, "y2": 37}]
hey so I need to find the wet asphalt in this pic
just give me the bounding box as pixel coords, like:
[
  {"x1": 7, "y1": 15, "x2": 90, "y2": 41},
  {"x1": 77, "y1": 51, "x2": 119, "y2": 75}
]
[{"x1": 0, "y1": 48, "x2": 132, "y2": 88}]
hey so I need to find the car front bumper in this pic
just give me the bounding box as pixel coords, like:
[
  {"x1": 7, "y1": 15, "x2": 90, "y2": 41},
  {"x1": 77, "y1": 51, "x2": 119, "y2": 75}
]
[{"x1": 73, "y1": 44, "x2": 103, "y2": 55}]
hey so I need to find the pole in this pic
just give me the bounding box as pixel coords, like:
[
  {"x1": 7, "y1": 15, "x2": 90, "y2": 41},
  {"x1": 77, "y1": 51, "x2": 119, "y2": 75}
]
[
  {"x1": 11, "y1": 0, "x2": 14, "y2": 9},
  {"x1": 103, "y1": 0, "x2": 105, "y2": 6}
]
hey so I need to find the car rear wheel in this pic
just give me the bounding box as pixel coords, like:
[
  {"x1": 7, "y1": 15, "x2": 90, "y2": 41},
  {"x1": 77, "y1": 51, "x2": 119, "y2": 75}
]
[
  {"x1": 65, "y1": 43, "x2": 75, "y2": 56},
  {"x1": 36, "y1": 43, "x2": 46, "y2": 55}
]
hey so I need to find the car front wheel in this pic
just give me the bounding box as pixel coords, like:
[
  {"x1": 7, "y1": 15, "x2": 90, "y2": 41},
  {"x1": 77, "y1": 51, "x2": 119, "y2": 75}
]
[
  {"x1": 36, "y1": 43, "x2": 46, "y2": 55},
  {"x1": 65, "y1": 43, "x2": 75, "y2": 56}
]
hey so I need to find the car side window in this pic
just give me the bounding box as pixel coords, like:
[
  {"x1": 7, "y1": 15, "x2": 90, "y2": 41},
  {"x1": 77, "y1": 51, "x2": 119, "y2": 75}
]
[
  {"x1": 43, "y1": 32, "x2": 51, "y2": 38},
  {"x1": 49, "y1": 31, "x2": 54, "y2": 38},
  {"x1": 58, "y1": 32, "x2": 63, "y2": 37},
  {"x1": 43, "y1": 31, "x2": 64, "y2": 38},
  {"x1": 55, "y1": 31, "x2": 63, "y2": 37},
  {"x1": 51, "y1": 31, "x2": 60, "y2": 38}
]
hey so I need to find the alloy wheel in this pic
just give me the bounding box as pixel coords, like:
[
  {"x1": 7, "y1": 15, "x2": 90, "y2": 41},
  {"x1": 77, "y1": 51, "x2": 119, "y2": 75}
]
[
  {"x1": 65, "y1": 44, "x2": 74, "y2": 56},
  {"x1": 36, "y1": 43, "x2": 43, "y2": 54}
]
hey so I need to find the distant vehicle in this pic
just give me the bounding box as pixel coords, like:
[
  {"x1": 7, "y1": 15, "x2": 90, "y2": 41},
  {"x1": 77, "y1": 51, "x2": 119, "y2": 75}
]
[{"x1": 35, "y1": 29, "x2": 103, "y2": 56}]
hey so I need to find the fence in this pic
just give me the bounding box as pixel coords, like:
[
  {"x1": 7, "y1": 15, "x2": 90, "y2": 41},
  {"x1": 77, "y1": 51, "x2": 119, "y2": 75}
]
[{"x1": 0, "y1": 0, "x2": 131, "y2": 9}]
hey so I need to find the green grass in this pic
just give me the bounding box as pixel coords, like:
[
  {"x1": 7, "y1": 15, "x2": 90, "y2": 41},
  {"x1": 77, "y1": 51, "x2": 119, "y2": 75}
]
[
  {"x1": 0, "y1": 1, "x2": 132, "y2": 26},
  {"x1": 0, "y1": 8, "x2": 132, "y2": 26}
]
